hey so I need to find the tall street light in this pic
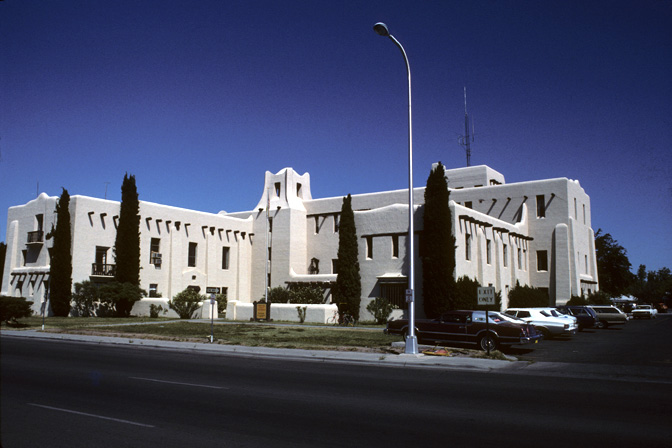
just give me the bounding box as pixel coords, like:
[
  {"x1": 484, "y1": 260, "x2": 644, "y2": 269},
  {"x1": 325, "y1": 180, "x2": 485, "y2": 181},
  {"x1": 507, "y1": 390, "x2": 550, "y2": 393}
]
[{"x1": 373, "y1": 22, "x2": 418, "y2": 355}]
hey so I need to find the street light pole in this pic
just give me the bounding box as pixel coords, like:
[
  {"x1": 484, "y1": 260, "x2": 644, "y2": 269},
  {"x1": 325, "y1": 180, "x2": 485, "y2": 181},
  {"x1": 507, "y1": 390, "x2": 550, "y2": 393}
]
[{"x1": 373, "y1": 22, "x2": 418, "y2": 355}]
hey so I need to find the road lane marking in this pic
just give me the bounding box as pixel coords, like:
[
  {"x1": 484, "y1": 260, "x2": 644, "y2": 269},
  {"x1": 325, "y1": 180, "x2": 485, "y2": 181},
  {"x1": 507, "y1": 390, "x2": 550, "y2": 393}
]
[
  {"x1": 130, "y1": 376, "x2": 226, "y2": 389},
  {"x1": 28, "y1": 403, "x2": 155, "y2": 427}
]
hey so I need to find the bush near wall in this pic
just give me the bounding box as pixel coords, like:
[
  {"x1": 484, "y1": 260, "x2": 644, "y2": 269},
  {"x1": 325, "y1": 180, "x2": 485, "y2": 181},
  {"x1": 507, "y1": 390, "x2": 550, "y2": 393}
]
[
  {"x1": 507, "y1": 282, "x2": 549, "y2": 308},
  {"x1": 0, "y1": 296, "x2": 34, "y2": 323},
  {"x1": 169, "y1": 288, "x2": 206, "y2": 319}
]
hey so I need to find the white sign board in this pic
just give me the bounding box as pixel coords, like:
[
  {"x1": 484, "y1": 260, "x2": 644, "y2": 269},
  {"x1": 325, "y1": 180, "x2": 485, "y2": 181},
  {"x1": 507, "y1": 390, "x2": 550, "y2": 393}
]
[{"x1": 477, "y1": 287, "x2": 496, "y2": 306}]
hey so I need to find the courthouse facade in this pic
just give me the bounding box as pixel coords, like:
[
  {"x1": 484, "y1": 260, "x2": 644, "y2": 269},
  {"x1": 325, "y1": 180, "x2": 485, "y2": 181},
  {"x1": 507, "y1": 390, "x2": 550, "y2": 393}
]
[{"x1": 1, "y1": 164, "x2": 599, "y2": 319}]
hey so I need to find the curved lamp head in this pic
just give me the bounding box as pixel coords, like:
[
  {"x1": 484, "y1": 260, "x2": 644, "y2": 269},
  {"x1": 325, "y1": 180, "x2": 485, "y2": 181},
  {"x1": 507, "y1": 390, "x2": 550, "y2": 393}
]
[{"x1": 373, "y1": 22, "x2": 390, "y2": 37}]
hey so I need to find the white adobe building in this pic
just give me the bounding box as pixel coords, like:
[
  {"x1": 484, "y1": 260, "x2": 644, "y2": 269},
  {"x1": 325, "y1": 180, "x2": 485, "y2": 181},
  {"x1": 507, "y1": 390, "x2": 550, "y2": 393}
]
[{"x1": 1, "y1": 164, "x2": 598, "y2": 320}]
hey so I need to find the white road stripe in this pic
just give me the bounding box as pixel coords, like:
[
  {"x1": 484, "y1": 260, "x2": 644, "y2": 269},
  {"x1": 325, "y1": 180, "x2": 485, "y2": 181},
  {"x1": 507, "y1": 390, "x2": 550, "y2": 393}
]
[
  {"x1": 130, "y1": 376, "x2": 226, "y2": 389},
  {"x1": 28, "y1": 403, "x2": 155, "y2": 428}
]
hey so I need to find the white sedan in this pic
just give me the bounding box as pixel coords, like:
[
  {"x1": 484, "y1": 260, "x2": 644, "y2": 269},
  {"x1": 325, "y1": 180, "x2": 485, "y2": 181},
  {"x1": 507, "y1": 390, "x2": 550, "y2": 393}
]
[
  {"x1": 504, "y1": 308, "x2": 579, "y2": 338},
  {"x1": 632, "y1": 304, "x2": 658, "y2": 319}
]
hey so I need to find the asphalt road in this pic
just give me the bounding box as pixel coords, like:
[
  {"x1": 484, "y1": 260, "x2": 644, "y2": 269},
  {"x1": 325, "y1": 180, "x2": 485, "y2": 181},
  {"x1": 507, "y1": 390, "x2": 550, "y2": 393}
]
[
  {"x1": 2, "y1": 336, "x2": 671, "y2": 448},
  {"x1": 507, "y1": 313, "x2": 672, "y2": 366}
]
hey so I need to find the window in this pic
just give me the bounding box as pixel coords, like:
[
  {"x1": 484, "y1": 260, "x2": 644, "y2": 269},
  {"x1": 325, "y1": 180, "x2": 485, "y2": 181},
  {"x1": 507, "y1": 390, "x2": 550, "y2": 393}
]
[
  {"x1": 465, "y1": 233, "x2": 472, "y2": 261},
  {"x1": 465, "y1": 201, "x2": 473, "y2": 209},
  {"x1": 518, "y1": 248, "x2": 522, "y2": 269},
  {"x1": 392, "y1": 235, "x2": 399, "y2": 258},
  {"x1": 503, "y1": 243, "x2": 508, "y2": 267},
  {"x1": 314, "y1": 216, "x2": 320, "y2": 234},
  {"x1": 381, "y1": 282, "x2": 408, "y2": 310},
  {"x1": 585, "y1": 254, "x2": 588, "y2": 274},
  {"x1": 150, "y1": 238, "x2": 161, "y2": 265},
  {"x1": 332, "y1": 259, "x2": 339, "y2": 274},
  {"x1": 188, "y1": 242, "x2": 197, "y2": 267},
  {"x1": 297, "y1": 183, "x2": 302, "y2": 198},
  {"x1": 149, "y1": 284, "x2": 159, "y2": 297},
  {"x1": 366, "y1": 236, "x2": 373, "y2": 259},
  {"x1": 333, "y1": 214, "x2": 339, "y2": 233},
  {"x1": 274, "y1": 182, "x2": 281, "y2": 197},
  {"x1": 486, "y1": 239, "x2": 492, "y2": 265},
  {"x1": 537, "y1": 250, "x2": 548, "y2": 271},
  {"x1": 536, "y1": 195, "x2": 546, "y2": 218},
  {"x1": 574, "y1": 198, "x2": 577, "y2": 219},
  {"x1": 583, "y1": 204, "x2": 586, "y2": 224},
  {"x1": 309, "y1": 258, "x2": 319, "y2": 274},
  {"x1": 222, "y1": 246, "x2": 230, "y2": 270}
]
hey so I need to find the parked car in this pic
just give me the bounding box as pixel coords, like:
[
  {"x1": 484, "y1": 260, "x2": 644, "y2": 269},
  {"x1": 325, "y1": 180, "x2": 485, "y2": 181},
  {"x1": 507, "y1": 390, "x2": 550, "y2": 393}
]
[
  {"x1": 632, "y1": 304, "x2": 658, "y2": 319},
  {"x1": 556, "y1": 305, "x2": 598, "y2": 331},
  {"x1": 589, "y1": 305, "x2": 628, "y2": 328},
  {"x1": 384, "y1": 310, "x2": 542, "y2": 351},
  {"x1": 504, "y1": 308, "x2": 578, "y2": 338}
]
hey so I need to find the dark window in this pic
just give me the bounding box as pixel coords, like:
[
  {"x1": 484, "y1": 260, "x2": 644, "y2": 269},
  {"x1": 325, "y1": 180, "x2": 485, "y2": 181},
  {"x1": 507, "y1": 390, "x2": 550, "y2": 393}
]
[
  {"x1": 486, "y1": 239, "x2": 492, "y2": 265},
  {"x1": 188, "y1": 242, "x2": 197, "y2": 267},
  {"x1": 536, "y1": 195, "x2": 546, "y2": 218},
  {"x1": 537, "y1": 250, "x2": 548, "y2": 271},
  {"x1": 392, "y1": 235, "x2": 399, "y2": 258},
  {"x1": 366, "y1": 236, "x2": 373, "y2": 259},
  {"x1": 222, "y1": 246, "x2": 230, "y2": 270},
  {"x1": 381, "y1": 282, "x2": 407, "y2": 309}
]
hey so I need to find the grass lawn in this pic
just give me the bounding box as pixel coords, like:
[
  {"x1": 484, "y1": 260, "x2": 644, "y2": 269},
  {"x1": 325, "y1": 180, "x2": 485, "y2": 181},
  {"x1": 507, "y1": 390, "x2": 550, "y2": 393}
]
[{"x1": 1, "y1": 317, "x2": 400, "y2": 352}]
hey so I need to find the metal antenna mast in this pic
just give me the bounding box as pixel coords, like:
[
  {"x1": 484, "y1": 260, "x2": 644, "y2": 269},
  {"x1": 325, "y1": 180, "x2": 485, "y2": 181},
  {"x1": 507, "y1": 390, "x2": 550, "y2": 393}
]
[{"x1": 458, "y1": 86, "x2": 475, "y2": 166}]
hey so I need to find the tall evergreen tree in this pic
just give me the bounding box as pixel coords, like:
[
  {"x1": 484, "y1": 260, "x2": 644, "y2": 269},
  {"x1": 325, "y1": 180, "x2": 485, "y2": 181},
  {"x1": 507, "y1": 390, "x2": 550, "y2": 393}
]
[
  {"x1": 421, "y1": 162, "x2": 456, "y2": 317},
  {"x1": 0, "y1": 242, "x2": 6, "y2": 289},
  {"x1": 334, "y1": 194, "x2": 362, "y2": 321},
  {"x1": 50, "y1": 188, "x2": 73, "y2": 316},
  {"x1": 114, "y1": 173, "x2": 141, "y2": 286}
]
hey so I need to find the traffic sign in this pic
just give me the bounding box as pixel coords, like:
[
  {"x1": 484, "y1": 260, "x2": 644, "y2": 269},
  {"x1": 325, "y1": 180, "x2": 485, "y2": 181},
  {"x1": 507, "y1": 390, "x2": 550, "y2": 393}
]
[{"x1": 477, "y1": 287, "x2": 496, "y2": 305}]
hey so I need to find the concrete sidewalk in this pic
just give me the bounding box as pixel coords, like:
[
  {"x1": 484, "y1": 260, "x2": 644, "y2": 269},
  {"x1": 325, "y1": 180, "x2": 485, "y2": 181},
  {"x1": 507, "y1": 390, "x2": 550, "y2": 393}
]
[{"x1": 4, "y1": 329, "x2": 671, "y2": 384}]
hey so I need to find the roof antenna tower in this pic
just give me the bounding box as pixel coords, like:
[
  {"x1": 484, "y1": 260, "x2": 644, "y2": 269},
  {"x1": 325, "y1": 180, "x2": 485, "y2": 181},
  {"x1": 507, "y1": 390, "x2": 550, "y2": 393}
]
[{"x1": 458, "y1": 86, "x2": 475, "y2": 166}]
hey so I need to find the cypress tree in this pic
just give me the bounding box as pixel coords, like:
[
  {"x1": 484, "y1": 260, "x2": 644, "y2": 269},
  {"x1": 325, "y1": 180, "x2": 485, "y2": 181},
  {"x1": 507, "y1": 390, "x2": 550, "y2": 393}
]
[
  {"x1": 334, "y1": 194, "x2": 362, "y2": 321},
  {"x1": 421, "y1": 162, "x2": 456, "y2": 317},
  {"x1": 50, "y1": 188, "x2": 73, "y2": 316},
  {"x1": 114, "y1": 174, "x2": 141, "y2": 286}
]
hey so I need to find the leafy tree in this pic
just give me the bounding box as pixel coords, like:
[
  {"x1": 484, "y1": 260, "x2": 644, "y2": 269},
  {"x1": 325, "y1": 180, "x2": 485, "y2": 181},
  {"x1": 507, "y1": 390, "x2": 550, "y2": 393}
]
[
  {"x1": 595, "y1": 229, "x2": 634, "y2": 298},
  {"x1": 71, "y1": 281, "x2": 104, "y2": 317},
  {"x1": 507, "y1": 281, "x2": 549, "y2": 308},
  {"x1": 114, "y1": 173, "x2": 141, "y2": 286},
  {"x1": 169, "y1": 288, "x2": 205, "y2": 319},
  {"x1": 421, "y1": 162, "x2": 456, "y2": 318},
  {"x1": 630, "y1": 265, "x2": 672, "y2": 304},
  {"x1": 100, "y1": 282, "x2": 145, "y2": 317},
  {"x1": 49, "y1": 188, "x2": 73, "y2": 316},
  {"x1": 334, "y1": 194, "x2": 362, "y2": 321},
  {"x1": 0, "y1": 295, "x2": 33, "y2": 323}
]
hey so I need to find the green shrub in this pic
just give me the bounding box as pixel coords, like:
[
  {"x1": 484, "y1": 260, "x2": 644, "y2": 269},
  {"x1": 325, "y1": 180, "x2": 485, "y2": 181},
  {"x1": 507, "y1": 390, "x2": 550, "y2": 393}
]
[
  {"x1": 98, "y1": 282, "x2": 145, "y2": 317},
  {"x1": 149, "y1": 304, "x2": 167, "y2": 318},
  {"x1": 288, "y1": 285, "x2": 324, "y2": 304},
  {"x1": 586, "y1": 290, "x2": 611, "y2": 305},
  {"x1": 267, "y1": 286, "x2": 291, "y2": 303},
  {"x1": 0, "y1": 295, "x2": 33, "y2": 323},
  {"x1": 366, "y1": 297, "x2": 395, "y2": 324},
  {"x1": 567, "y1": 295, "x2": 588, "y2": 306},
  {"x1": 507, "y1": 282, "x2": 549, "y2": 308},
  {"x1": 169, "y1": 288, "x2": 205, "y2": 319},
  {"x1": 216, "y1": 292, "x2": 227, "y2": 315}
]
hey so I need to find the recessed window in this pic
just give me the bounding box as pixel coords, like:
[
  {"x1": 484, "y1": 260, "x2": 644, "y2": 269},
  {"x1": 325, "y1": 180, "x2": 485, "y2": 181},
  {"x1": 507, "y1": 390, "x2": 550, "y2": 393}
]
[
  {"x1": 150, "y1": 238, "x2": 161, "y2": 265},
  {"x1": 536, "y1": 195, "x2": 546, "y2": 218},
  {"x1": 149, "y1": 284, "x2": 159, "y2": 297},
  {"x1": 503, "y1": 244, "x2": 508, "y2": 267},
  {"x1": 537, "y1": 250, "x2": 548, "y2": 272},
  {"x1": 583, "y1": 204, "x2": 586, "y2": 224},
  {"x1": 465, "y1": 201, "x2": 473, "y2": 209},
  {"x1": 574, "y1": 198, "x2": 577, "y2": 219},
  {"x1": 222, "y1": 246, "x2": 230, "y2": 270},
  {"x1": 274, "y1": 182, "x2": 281, "y2": 197},
  {"x1": 518, "y1": 248, "x2": 522, "y2": 269},
  {"x1": 486, "y1": 239, "x2": 492, "y2": 265},
  {"x1": 366, "y1": 236, "x2": 373, "y2": 259},
  {"x1": 333, "y1": 214, "x2": 339, "y2": 233},
  {"x1": 332, "y1": 259, "x2": 339, "y2": 274},
  {"x1": 188, "y1": 242, "x2": 197, "y2": 267},
  {"x1": 297, "y1": 183, "x2": 302, "y2": 198},
  {"x1": 392, "y1": 235, "x2": 399, "y2": 259},
  {"x1": 465, "y1": 233, "x2": 472, "y2": 261}
]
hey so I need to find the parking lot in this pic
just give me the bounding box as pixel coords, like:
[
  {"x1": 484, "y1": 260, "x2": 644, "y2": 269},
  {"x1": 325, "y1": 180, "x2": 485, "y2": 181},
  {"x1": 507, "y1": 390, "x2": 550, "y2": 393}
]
[{"x1": 507, "y1": 313, "x2": 672, "y2": 367}]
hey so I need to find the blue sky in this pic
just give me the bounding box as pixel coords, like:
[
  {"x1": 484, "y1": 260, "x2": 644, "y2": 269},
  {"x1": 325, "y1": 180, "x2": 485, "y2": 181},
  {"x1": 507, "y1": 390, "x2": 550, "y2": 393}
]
[{"x1": 1, "y1": 0, "x2": 670, "y2": 272}]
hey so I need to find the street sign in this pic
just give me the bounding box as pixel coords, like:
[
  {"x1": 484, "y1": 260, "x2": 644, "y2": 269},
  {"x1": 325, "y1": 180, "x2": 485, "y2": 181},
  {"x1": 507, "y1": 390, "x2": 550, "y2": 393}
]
[
  {"x1": 206, "y1": 287, "x2": 220, "y2": 294},
  {"x1": 477, "y1": 287, "x2": 496, "y2": 306},
  {"x1": 405, "y1": 289, "x2": 414, "y2": 303}
]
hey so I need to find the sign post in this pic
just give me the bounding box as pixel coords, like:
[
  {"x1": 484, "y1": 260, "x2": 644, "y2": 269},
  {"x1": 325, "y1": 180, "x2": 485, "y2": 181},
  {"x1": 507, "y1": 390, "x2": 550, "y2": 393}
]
[
  {"x1": 210, "y1": 294, "x2": 216, "y2": 343},
  {"x1": 477, "y1": 287, "x2": 496, "y2": 355}
]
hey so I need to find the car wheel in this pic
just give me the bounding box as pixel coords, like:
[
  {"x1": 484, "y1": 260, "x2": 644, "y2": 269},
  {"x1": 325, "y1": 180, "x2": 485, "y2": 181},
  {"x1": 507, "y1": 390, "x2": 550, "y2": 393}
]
[
  {"x1": 538, "y1": 327, "x2": 551, "y2": 339},
  {"x1": 595, "y1": 320, "x2": 605, "y2": 329},
  {"x1": 479, "y1": 334, "x2": 498, "y2": 351}
]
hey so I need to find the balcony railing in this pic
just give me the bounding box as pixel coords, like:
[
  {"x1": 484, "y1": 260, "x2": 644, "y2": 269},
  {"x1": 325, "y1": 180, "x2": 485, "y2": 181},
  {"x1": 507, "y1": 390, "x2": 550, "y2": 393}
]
[
  {"x1": 91, "y1": 263, "x2": 116, "y2": 276},
  {"x1": 27, "y1": 231, "x2": 44, "y2": 244}
]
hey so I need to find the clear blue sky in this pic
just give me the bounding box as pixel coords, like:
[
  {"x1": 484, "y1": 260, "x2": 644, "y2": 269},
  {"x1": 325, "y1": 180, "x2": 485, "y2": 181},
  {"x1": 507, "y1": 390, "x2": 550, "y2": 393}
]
[{"x1": 1, "y1": 0, "x2": 670, "y2": 272}]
